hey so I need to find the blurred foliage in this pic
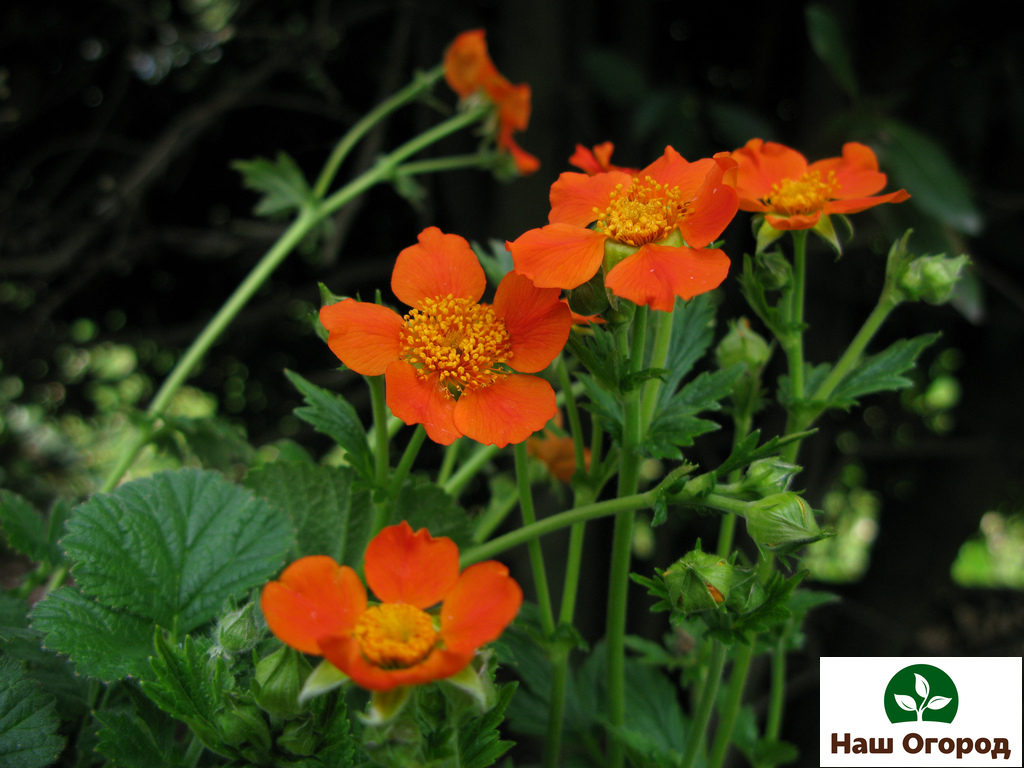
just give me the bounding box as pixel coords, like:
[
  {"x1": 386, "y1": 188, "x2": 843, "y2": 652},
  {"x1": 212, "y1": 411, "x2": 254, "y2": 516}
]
[{"x1": 951, "y1": 511, "x2": 1024, "y2": 589}]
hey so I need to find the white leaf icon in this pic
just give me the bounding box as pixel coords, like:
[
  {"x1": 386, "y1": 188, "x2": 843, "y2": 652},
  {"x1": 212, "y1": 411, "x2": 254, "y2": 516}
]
[
  {"x1": 914, "y1": 673, "x2": 930, "y2": 700},
  {"x1": 894, "y1": 694, "x2": 918, "y2": 711},
  {"x1": 925, "y1": 696, "x2": 952, "y2": 711}
]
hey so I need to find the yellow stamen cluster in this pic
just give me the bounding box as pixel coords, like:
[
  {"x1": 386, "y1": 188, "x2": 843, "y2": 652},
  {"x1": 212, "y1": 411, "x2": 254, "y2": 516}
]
[
  {"x1": 353, "y1": 603, "x2": 439, "y2": 669},
  {"x1": 766, "y1": 170, "x2": 838, "y2": 216},
  {"x1": 594, "y1": 175, "x2": 687, "y2": 247},
  {"x1": 402, "y1": 295, "x2": 512, "y2": 395}
]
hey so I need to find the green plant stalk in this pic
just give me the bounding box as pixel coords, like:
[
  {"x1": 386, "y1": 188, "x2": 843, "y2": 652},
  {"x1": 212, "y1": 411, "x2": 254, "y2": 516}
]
[
  {"x1": 442, "y1": 443, "x2": 500, "y2": 498},
  {"x1": 394, "y1": 152, "x2": 494, "y2": 177},
  {"x1": 98, "y1": 104, "x2": 491, "y2": 494},
  {"x1": 437, "y1": 438, "x2": 462, "y2": 485},
  {"x1": 376, "y1": 424, "x2": 427, "y2": 532},
  {"x1": 312, "y1": 64, "x2": 444, "y2": 198},
  {"x1": 681, "y1": 640, "x2": 728, "y2": 768},
  {"x1": 764, "y1": 624, "x2": 790, "y2": 749},
  {"x1": 368, "y1": 375, "x2": 390, "y2": 490},
  {"x1": 513, "y1": 442, "x2": 556, "y2": 636},
  {"x1": 707, "y1": 641, "x2": 755, "y2": 768},
  {"x1": 471, "y1": 489, "x2": 519, "y2": 543},
  {"x1": 605, "y1": 309, "x2": 648, "y2": 768},
  {"x1": 639, "y1": 306, "x2": 675, "y2": 428}
]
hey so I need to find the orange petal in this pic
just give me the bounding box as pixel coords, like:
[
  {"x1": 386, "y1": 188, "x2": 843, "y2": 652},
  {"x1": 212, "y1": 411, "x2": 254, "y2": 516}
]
[
  {"x1": 605, "y1": 244, "x2": 730, "y2": 311},
  {"x1": 260, "y1": 556, "x2": 367, "y2": 655},
  {"x1": 441, "y1": 561, "x2": 522, "y2": 654},
  {"x1": 676, "y1": 156, "x2": 740, "y2": 248},
  {"x1": 392, "y1": 227, "x2": 486, "y2": 308},
  {"x1": 385, "y1": 360, "x2": 462, "y2": 445},
  {"x1": 764, "y1": 211, "x2": 822, "y2": 230},
  {"x1": 549, "y1": 169, "x2": 633, "y2": 226},
  {"x1": 364, "y1": 521, "x2": 460, "y2": 609},
  {"x1": 320, "y1": 300, "x2": 403, "y2": 376},
  {"x1": 825, "y1": 189, "x2": 911, "y2": 215},
  {"x1": 729, "y1": 139, "x2": 809, "y2": 211},
  {"x1": 569, "y1": 142, "x2": 619, "y2": 174},
  {"x1": 810, "y1": 142, "x2": 888, "y2": 198},
  {"x1": 453, "y1": 374, "x2": 556, "y2": 447},
  {"x1": 492, "y1": 271, "x2": 571, "y2": 373},
  {"x1": 319, "y1": 634, "x2": 472, "y2": 691},
  {"x1": 507, "y1": 223, "x2": 607, "y2": 290},
  {"x1": 443, "y1": 29, "x2": 499, "y2": 98}
]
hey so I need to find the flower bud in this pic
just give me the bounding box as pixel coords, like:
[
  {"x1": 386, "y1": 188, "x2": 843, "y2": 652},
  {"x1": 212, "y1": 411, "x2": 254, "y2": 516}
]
[
  {"x1": 753, "y1": 249, "x2": 792, "y2": 290},
  {"x1": 662, "y1": 546, "x2": 736, "y2": 615},
  {"x1": 567, "y1": 271, "x2": 609, "y2": 316},
  {"x1": 255, "y1": 645, "x2": 309, "y2": 719},
  {"x1": 716, "y1": 319, "x2": 771, "y2": 371},
  {"x1": 216, "y1": 703, "x2": 271, "y2": 752},
  {"x1": 742, "y1": 458, "x2": 800, "y2": 496},
  {"x1": 742, "y1": 492, "x2": 829, "y2": 555},
  {"x1": 215, "y1": 602, "x2": 262, "y2": 654},
  {"x1": 897, "y1": 254, "x2": 969, "y2": 305}
]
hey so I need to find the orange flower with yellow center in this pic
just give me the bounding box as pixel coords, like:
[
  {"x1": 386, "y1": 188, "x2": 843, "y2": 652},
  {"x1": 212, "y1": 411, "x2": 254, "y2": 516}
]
[
  {"x1": 444, "y1": 29, "x2": 539, "y2": 175},
  {"x1": 507, "y1": 146, "x2": 739, "y2": 312},
  {"x1": 260, "y1": 522, "x2": 522, "y2": 692},
  {"x1": 726, "y1": 138, "x2": 910, "y2": 230},
  {"x1": 319, "y1": 227, "x2": 572, "y2": 447}
]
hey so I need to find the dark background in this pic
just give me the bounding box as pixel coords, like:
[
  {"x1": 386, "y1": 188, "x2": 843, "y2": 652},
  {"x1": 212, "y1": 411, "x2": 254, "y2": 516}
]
[{"x1": 2, "y1": 0, "x2": 1023, "y2": 764}]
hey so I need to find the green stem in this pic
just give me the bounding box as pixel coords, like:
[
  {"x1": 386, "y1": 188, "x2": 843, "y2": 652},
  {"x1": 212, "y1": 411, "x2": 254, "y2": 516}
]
[
  {"x1": 471, "y1": 489, "x2": 519, "y2": 544},
  {"x1": 707, "y1": 642, "x2": 755, "y2": 768},
  {"x1": 437, "y1": 438, "x2": 462, "y2": 486},
  {"x1": 606, "y1": 309, "x2": 648, "y2": 768},
  {"x1": 375, "y1": 424, "x2": 427, "y2": 533},
  {"x1": 368, "y1": 375, "x2": 390, "y2": 490},
  {"x1": 513, "y1": 442, "x2": 556, "y2": 635},
  {"x1": 639, "y1": 307, "x2": 675, "y2": 428},
  {"x1": 312, "y1": 64, "x2": 444, "y2": 198},
  {"x1": 556, "y1": 355, "x2": 587, "y2": 482},
  {"x1": 394, "y1": 152, "x2": 494, "y2": 177},
  {"x1": 681, "y1": 641, "x2": 728, "y2": 768},
  {"x1": 442, "y1": 443, "x2": 500, "y2": 498},
  {"x1": 780, "y1": 230, "x2": 808, "y2": 463}
]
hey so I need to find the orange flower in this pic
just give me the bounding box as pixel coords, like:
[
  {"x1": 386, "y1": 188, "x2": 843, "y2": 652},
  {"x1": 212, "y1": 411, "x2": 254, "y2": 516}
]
[
  {"x1": 319, "y1": 227, "x2": 571, "y2": 447},
  {"x1": 568, "y1": 142, "x2": 635, "y2": 175},
  {"x1": 507, "y1": 147, "x2": 738, "y2": 312},
  {"x1": 526, "y1": 413, "x2": 590, "y2": 483},
  {"x1": 261, "y1": 522, "x2": 522, "y2": 692},
  {"x1": 726, "y1": 139, "x2": 910, "y2": 231},
  {"x1": 444, "y1": 29, "x2": 539, "y2": 175}
]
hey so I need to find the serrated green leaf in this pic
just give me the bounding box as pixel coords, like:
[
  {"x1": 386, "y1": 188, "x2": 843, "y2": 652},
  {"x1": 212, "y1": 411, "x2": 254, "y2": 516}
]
[
  {"x1": 876, "y1": 120, "x2": 983, "y2": 235},
  {"x1": 0, "y1": 490, "x2": 51, "y2": 564},
  {"x1": 829, "y1": 333, "x2": 939, "y2": 406},
  {"x1": 0, "y1": 656, "x2": 65, "y2": 768},
  {"x1": 805, "y1": 4, "x2": 857, "y2": 97},
  {"x1": 395, "y1": 476, "x2": 473, "y2": 548},
  {"x1": 656, "y1": 293, "x2": 718, "y2": 410},
  {"x1": 245, "y1": 460, "x2": 372, "y2": 565},
  {"x1": 777, "y1": 362, "x2": 831, "y2": 409},
  {"x1": 712, "y1": 429, "x2": 811, "y2": 481},
  {"x1": 29, "y1": 586, "x2": 155, "y2": 681},
  {"x1": 285, "y1": 369, "x2": 375, "y2": 482},
  {"x1": 94, "y1": 700, "x2": 187, "y2": 768},
  {"x1": 645, "y1": 366, "x2": 743, "y2": 459},
  {"x1": 61, "y1": 469, "x2": 293, "y2": 633},
  {"x1": 232, "y1": 152, "x2": 314, "y2": 218},
  {"x1": 454, "y1": 682, "x2": 516, "y2": 768}
]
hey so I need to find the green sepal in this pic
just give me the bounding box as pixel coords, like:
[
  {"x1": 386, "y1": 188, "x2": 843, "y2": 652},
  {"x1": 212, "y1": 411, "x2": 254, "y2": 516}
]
[
  {"x1": 443, "y1": 656, "x2": 497, "y2": 711},
  {"x1": 298, "y1": 659, "x2": 349, "y2": 705},
  {"x1": 362, "y1": 687, "x2": 412, "y2": 726},
  {"x1": 811, "y1": 212, "x2": 842, "y2": 256},
  {"x1": 753, "y1": 215, "x2": 786, "y2": 254}
]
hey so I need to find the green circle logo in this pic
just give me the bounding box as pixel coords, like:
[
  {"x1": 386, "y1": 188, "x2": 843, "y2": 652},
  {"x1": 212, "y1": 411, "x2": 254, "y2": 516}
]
[{"x1": 883, "y1": 664, "x2": 958, "y2": 724}]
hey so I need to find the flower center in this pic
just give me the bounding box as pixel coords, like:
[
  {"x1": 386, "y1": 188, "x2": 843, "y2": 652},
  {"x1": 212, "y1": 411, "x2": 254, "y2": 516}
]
[
  {"x1": 594, "y1": 175, "x2": 687, "y2": 247},
  {"x1": 353, "y1": 603, "x2": 439, "y2": 669},
  {"x1": 765, "y1": 170, "x2": 838, "y2": 216},
  {"x1": 401, "y1": 295, "x2": 513, "y2": 395}
]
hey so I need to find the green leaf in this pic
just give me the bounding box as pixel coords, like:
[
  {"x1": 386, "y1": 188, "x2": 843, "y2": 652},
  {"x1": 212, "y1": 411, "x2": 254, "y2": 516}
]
[
  {"x1": 0, "y1": 655, "x2": 66, "y2": 768},
  {"x1": 645, "y1": 366, "x2": 743, "y2": 459},
  {"x1": 454, "y1": 682, "x2": 517, "y2": 768},
  {"x1": 232, "y1": 152, "x2": 314, "y2": 218},
  {"x1": 805, "y1": 4, "x2": 857, "y2": 97},
  {"x1": 395, "y1": 475, "x2": 473, "y2": 548},
  {"x1": 875, "y1": 120, "x2": 983, "y2": 235},
  {"x1": 29, "y1": 586, "x2": 155, "y2": 681},
  {"x1": 94, "y1": 699, "x2": 187, "y2": 768},
  {"x1": 0, "y1": 490, "x2": 52, "y2": 564},
  {"x1": 712, "y1": 429, "x2": 812, "y2": 481},
  {"x1": 61, "y1": 469, "x2": 292, "y2": 633},
  {"x1": 656, "y1": 293, "x2": 718, "y2": 410},
  {"x1": 829, "y1": 333, "x2": 940, "y2": 407},
  {"x1": 285, "y1": 369, "x2": 374, "y2": 482},
  {"x1": 160, "y1": 415, "x2": 256, "y2": 474},
  {"x1": 245, "y1": 460, "x2": 372, "y2": 565}
]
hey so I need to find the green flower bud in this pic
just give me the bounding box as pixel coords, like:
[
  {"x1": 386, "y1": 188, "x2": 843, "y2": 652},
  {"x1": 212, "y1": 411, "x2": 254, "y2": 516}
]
[
  {"x1": 215, "y1": 602, "x2": 262, "y2": 654},
  {"x1": 255, "y1": 645, "x2": 310, "y2": 719},
  {"x1": 753, "y1": 249, "x2": 792, "y2": 290},
  {"x1": 216, "y1": 703, "x2": 271, "y2": 752},
  {"x1": 742, "y1": 458, "x2": 800, "y2": 496},
  {"x1": 662, "y1": 546, "x2": 736, "y2": 615},
  {"x1": 716, "y1": 318, "x2": 771, "y2": 371},
  {"x1": 603, "y1": 239, "x2": 639, "y2": 273},
  {"x1": 898, "y1": 254, "x2": 970, "y2": 305},
  {"x1": 742, "y1": 492, "x2": 830, "y2": 555},
  {"x1": 277, "y1": 716, "x2": 318, "y2": 757},
  {"x1": 567, "y1": 270, "x2": 609, "y2": 316}
]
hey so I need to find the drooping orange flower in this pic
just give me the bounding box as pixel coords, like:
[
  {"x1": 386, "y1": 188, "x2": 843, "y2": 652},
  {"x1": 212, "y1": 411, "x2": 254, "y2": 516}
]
[
  {"x1": 507, "y1": 147, "x2": 738, "y2": 312},
  {"x1": 320, "y1": 227, "x2": 571, "y2": 447},
  {"x1": 261, "y1": 522, "x2": 522, "y2": 692},
  {"x1": 726, "y1": 139, "x2": 910, "y2": 231},
  {"x1": 444, "y1": 29, "x2": 539, "y2": 175},
  {"x1": 568, "y1": 142, "x2": 635, "y2": 175},
  {"x1": 526, "y1": 412, "x2": 590, "y2": 483}
]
